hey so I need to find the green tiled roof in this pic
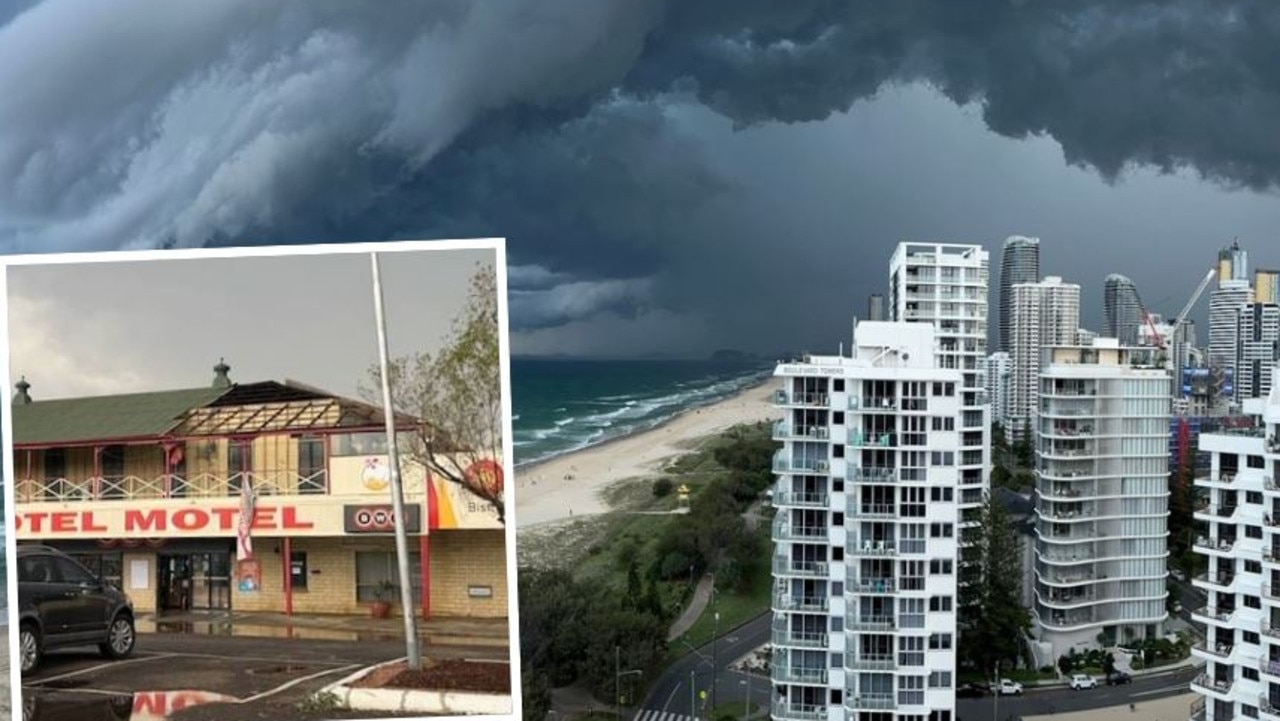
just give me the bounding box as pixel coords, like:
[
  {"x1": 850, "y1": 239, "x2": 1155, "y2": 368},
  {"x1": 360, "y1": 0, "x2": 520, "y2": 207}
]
[{"x1": 12, "y1": 386, "x2": 230, "y2": 446}]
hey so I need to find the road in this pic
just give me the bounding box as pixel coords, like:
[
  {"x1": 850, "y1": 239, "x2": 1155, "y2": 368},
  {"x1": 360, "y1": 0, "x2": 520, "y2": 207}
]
[
  {"x1": 957, "y1": 666, "x2": 1199, "y2": 720},
  {"x1": 635, "y1": 613, "x2": 771, "y2": 721},
  {"x1": 21, "y1": 631, "x2": 494, "y2": 721},
  {"x1": 636, "y1": 611, "x2": 1201, "y2": 721}
]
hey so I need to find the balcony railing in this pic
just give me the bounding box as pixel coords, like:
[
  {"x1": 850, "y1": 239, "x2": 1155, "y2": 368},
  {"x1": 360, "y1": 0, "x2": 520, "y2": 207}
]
[
  {"x1": 776, "y1": 391, "x2": 830, "y2": 407},
  {"x1": 771, "y1": 626, "x2": 829, "y2": 649},
  {"x1": 1194, "y1": 536, "x2": 1237, "y2": 553},
  {"x1": 845, "y1": 614, "x2": 895, "y2": 632},
  {"x1": 1191, "y1": 673, "x2": 1233, "y2": 695},
  {"x1": 16, "y1": 470, "x2": 329, "y2": 503},
  {"x1": 773, "y1": 591, "x2": 829, "y2": 612},
  {"x1": 771, "y1": 703, "x2": 827, "y2": 721},
  {"x1": 773, "y1": 451, "x2": 829, "y2": 475},
  {"x1": 847, "y1": 466, "x2": 897, "y2": 483},
  {"x1": 773, "y1": 557, "x2": 829, "y2": 578},
  {"x1": 859, "y1": 397, "x2": 898, "y2": 411},
  {"x1": 773, "y1": 665, "x2": 829, "y2": 684},
  {"x1": 1191, "y1": 606, "x2": 1235, "y2": 625},
  {"x1": 774, "y1": 422, "x2": 832, "y2": 441},
  {"x1": 845, "y1": 653, "x2": 895, "y2": 671},
  {"x1": 775, "y1": 491, "x2": 830, "y2": 508},
  {"x1": 846, "y1": 502, "x2": 896, "y2": 518},
  {"x1": 1192, "y1": 640, "x2": 1234, "y2": 658},
  {"x1": 845, "y1": 694, "x2": 896, "y2": 711},
  {"x1": 1264, "y1": 659, "x2": 1280, "y2": 679},
  {"x1": 848, "y1": 432, "x2": 898, "y2": 448},
  {"x1": 772, "y1": 518, "x2": 830, "y2": 543},
  {"x1": 848, "y1": 539, "x2": 897, "y2": 557},
  {"x1": 1195, "y1": 572, "x2": 1237, "y2": 589},
  {"x1": 847, "y1": 577, "x2": 896, "y2": 595}
]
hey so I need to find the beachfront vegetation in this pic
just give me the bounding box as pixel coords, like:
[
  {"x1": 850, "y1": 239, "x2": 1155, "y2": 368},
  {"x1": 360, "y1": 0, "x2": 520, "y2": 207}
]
[
  {"x1": 959, "y1": 495, "x2": 1031, "y2": 676},
  {"x1": 361, "y1": 261, "x2": 506, "y2": 522},
  {"x1": 518, "y1": 422, "x2": 778, "y2": 712}
]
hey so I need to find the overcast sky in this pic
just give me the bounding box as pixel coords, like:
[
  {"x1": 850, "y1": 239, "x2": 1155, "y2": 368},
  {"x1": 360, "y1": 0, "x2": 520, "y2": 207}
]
[
  {"x1": 0, "y1": 1, "x2": 1277, "y2": 358},
  {"x1": 6, "y1": 246, "x2": 493, "y2": 400}
]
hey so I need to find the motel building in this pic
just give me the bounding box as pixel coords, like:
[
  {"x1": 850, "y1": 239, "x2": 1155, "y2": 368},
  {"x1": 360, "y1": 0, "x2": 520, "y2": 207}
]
[{"x1": 10, "y1": 361, "x2": 507, "y2": 621}]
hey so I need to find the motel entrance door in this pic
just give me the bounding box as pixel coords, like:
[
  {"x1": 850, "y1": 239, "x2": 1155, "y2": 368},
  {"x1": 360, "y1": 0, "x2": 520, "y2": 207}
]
[{"x1": 158, "y1": 552, "x2": 232, "y2": 612}]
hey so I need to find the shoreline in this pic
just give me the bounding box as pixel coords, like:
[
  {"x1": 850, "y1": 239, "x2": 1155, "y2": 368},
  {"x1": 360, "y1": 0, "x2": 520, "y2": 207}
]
[
  {"x1": 512, "y1": 370, "x2": 773, "y2": 471},
  {"x1": 513, "y1": 377, "x2": 780, "y2": 529}
]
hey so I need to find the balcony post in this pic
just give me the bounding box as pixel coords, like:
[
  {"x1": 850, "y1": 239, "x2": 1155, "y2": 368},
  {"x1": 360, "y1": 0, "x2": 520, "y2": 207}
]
[
  {"x1": 93, "y1": 445, "x2": 102, "y2": 499},
  {"x1": 283, "y1": 536, "x2": 293, "y2": 616},
  {"x1": 162, "y1": 442, "x2": 174, "y2": 498}
]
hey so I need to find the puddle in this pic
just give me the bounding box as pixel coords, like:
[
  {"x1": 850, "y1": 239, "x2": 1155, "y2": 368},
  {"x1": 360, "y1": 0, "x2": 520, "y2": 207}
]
[
  {"x1": 245, "y1": 664, "x2": 308, "y2": 675},
  {"x1": 24, "y1": 689, "x2": 239, "y2": 721},
  {"x1": 138, "y1": 617, "x2": 402, "y2": 643}
]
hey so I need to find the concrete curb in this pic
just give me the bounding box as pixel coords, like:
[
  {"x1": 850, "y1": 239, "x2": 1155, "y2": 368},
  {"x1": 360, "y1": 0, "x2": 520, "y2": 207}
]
[{"x1": 320, "y1": 658, "x2": 513, "y2": 716}]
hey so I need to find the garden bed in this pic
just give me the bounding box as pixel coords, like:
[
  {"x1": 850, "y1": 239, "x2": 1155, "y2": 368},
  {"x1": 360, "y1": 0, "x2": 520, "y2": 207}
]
[{"x1": 350, "y1": 660, "x2": 511, "y2": 694}]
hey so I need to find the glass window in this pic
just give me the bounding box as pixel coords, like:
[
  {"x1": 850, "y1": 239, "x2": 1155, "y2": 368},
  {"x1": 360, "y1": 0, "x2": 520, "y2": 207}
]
[
  {"x1": 18, "y1": 554, "x2": 57, "y2": 584},
  {"x1": 54, "y1": 557, "x2": 96, "y2": 584},
  {"x1": 355, "y1": 551, "x2": 423, "y2": 603},
  {"x1": 297, "y1": 435, "x2": 327, "y2": 494},
  {"x1": 44, "y1": 448, "x2": 66, "y2": 481},
  {"x1": 228, "y1": 440, "x2": 253, "y2": 493},
  {"x1": 101, "y1": 445, "x2": 126, "y2": 499},
  {"x1": 330, "y1": 432, "x2": 418, "y2": 457},
  {"x1": 290, "y1": 552, "x2": 308, "y2": 590}
]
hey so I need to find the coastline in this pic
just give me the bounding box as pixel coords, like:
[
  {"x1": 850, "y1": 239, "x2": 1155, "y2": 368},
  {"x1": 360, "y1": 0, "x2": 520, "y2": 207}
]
[{"x1": 513, "y1": 377, "x2": 780, "y2": 529}]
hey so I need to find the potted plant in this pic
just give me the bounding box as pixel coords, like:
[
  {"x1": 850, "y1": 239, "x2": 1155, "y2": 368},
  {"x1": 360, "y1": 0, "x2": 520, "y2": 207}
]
[{"x1": 370, "y1": 580, "x2": 396, "y2": 619}]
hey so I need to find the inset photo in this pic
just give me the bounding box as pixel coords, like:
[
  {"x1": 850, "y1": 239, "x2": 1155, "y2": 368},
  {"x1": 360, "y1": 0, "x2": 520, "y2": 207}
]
[{"x1": 2, "y1": 240, "x2": 517, "y2": 721}]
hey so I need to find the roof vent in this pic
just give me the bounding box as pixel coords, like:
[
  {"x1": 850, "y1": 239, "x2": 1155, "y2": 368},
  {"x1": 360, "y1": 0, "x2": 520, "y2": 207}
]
[
  {"x1": 12, "y1": 376, "x2": 31, "y2": 405},
  {"x1": 212, "y1": 358, "x2": 232, "y2": 389}
]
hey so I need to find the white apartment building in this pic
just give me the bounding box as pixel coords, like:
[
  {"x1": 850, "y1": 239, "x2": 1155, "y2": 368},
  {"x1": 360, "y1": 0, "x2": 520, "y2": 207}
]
[
  {"x1": 888, "y1": 242, "x2": 990, "y2": 534},
  {"x1": 1210, "y1": 280, "x2": 1254, "y2": 374},
  {"x1": 999, "y1": 236, "x2": 1041, "y2": 354},
  {"x1": 1237, "y1": 303, "x2": 1280, "y2": 401},
  {"x1": 986, "y1": 352, "x2": 1011, "y2": 430},
  {"x1": 1008, "y1": 277, "x2": 1081, "y2": 434},
  {"x1": 1189, "y1": 372, "x2": 1280, "y2": 721},
  {"x1": 771, "y1": 322, "x2": 961, "y2": 721},
  {"x1": 1030, "y1": 339, "x2": 1171, "y2": 658}
]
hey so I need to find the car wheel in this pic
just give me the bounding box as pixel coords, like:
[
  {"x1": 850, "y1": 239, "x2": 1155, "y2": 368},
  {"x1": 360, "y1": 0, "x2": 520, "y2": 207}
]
[
  {"x1": 100, "y1": 614, "x2": 136, "y2": 659},
  {"x1": 19, "y1": 623, "x2": 42, "y2": 675}
]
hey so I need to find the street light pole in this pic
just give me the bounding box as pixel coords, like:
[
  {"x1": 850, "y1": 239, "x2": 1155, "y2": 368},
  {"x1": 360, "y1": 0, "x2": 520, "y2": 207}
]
[
  {"x1": 371, "y1": 252, "x2": 422, "y2": 671},
  {"x1": 992, "y1": 661, "x2": 999, "y2": 721},
  {"x1": 690, "y1": 670, "x2": 697, "y2": 721},
  {"x1": 711, "y1": 609, "x2": 721, "y2": 712}
]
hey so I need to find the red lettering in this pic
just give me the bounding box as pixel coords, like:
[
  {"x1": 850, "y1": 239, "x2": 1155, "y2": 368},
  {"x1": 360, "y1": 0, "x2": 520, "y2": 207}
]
[
  {"x1": 13, "y1": 514, "x2": 21, "y2": 531},
  {"x1": 173, "y1": 509, "x2": 208, "y2": 531},
  {"x1": 134, "y1": 692, "x2": 165, "y2": 715},
  {"x1": 25, "y1": 512, "x2": 47, "y2": 532},
  {"x1": 211, "y1": 507, "x2": 238, "y2": 531},
  {"x1": 82, "y1": 511, "x2": 107, "y2": 533},
  {"x1": 252, "y1": 506, "x2": 277, "y2": 530},
  {"x1": 282, "y1": 507, "x2": 313, "y2": 529},
  {"x1": 125, "y1": 509, "x2": 166, "y2": 532},
  {"x1": 51, "y1": 512, "x2": 76, "y2": 533}
]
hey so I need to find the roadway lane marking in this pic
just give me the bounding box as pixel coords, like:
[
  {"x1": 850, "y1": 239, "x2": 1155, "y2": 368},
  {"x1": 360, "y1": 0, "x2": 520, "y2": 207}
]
[
  {"x1": 660, "y1": 683, "x2": 680, "y2": 713},
  {"x1": 634, "y1": 710, "x2": 695, "y2": 721},
  {"x1": 29, "y1": 653, "x2": 177, "y2": 684},
  {"x1": 239, "y1": 663, "x2": 364, "y2": 703},
  {"x1": 1133, "y1": 685, "x2": 1190, "y2": 697}
]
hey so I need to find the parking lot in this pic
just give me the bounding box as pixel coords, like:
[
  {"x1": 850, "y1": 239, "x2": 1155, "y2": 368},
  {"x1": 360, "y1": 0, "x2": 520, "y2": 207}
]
[{"x1": 21, "y1": 631, "x2": 451, "y2": 721}]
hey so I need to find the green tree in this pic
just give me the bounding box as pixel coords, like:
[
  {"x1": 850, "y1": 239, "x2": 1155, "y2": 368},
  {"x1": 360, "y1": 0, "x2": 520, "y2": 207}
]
[
  {"x1": 960, "y1": 496, "x2": 1032, "y2": 676},
  {"x1": 1013, "y1": 418, "x2": 1035, "y2": 468},
  {"x1": 362, "y1": 262, "x2": 506, "y2": 522},
  {"x1": 521, "y1": 669, "x2": 552, "y2": 721},
  {"x1": 626, "y1": 558, "x2": 643, "y2": 607}
]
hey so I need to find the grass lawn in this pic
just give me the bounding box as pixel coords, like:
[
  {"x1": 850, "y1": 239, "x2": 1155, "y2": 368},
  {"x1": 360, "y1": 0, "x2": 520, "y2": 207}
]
[
  {"x1": 709, "y1": 701, "x2": 764, "y2": 720},
  {"x1": 671, "y1": 530, "x2": 772, "y2": 653}
]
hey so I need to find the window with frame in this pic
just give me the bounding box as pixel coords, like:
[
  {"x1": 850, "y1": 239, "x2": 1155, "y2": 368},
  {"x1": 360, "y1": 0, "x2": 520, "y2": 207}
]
[
  {"x1": 297, "y1": 435, "x2": 327, "y2": 494},
  {"x1": 930, "y1": 522, "x2": 953, "y2": 538},
  {"x1": 1244, "y1": 668, "x2": 1260, "y2": 682},
  {"x1": 1244, "y1": 631, "x2": 1260, "y2": 645},
  {"x1": 898, "y1": 636, "x2": 924, "y2": 666},
  {"x1": 929, "y1": 596, "x2": 953, "y2": 612},
  {"x1": 1248, "y1": 526, "x2": 1263, "y2": 539},
  {"x1": 834, "y1": 379, "x2": 845, "y2": 392},
  {"x1": 929, "y1": 487, "x2": 953, "y2": 502},
  {"x1": 1245, "y1": 595, "x2": 1261, "y2": 609},
  {"x1": 43, "y1": 448, "x2": 66, "y2": 481},
  {"x1": 290, "y1": 552, "x2": 308, "y2": 590},
  {"x1": 1248, "y1": 491, "x2": 1264, "y2": 505},
  {"x1": 928, "y1": 633, "x2": 952, "y2": 650},
  {"x1": 928, "y1": 671, "x2": 952, "y2": 688},
  {"x1": 100, "y1": 445, "x2": 126, "y2": 499},
  {"x1": 227, "y1": 439, "x2": 253, "y2": 493},
  {"x1": 1250, "y1": 455, "x2": 1266, "y2": 469},
  {"x1": 1247, "y1": 560, "x2": 1262, "y2": 574},
  {"x1": 355, "y1": 551, "x2": 423, "y2": 603},
  {"x1": 929, "y1": 559, "x2": 953, "y2": 575},
  {"x1": 1243, "y1": 703, "x2": 1259, "y2": 718},
  {"x1": 931, "y1": 416, "x2": 955, "y2": 431}
]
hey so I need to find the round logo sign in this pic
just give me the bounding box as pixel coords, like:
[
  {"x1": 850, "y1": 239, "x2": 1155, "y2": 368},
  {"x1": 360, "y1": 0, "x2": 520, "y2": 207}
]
[
  {"x1": 352, "y1": 507, "x2": 398, "y2": 532},
  {"x1": 465, "y1": 459, "x2": 504, "y2": 496},
  {"x1": 362, "y1": 458, "x2": 390, "y2": 491}
]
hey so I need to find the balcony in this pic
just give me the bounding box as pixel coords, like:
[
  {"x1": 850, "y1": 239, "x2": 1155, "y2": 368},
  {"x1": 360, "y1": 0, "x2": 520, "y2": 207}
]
[
  {"x1": 771, "y1": 703, "x2": 827, "y2": 721},
  {"x1": 1190, "y1": 606, "x2": 1234, "y2": 626},
  {"x1": 848, "y1": 431, "x2": 898, "y2": 448},
  {"x1": 771, "y1": 625, "x2": 829, "y2": 650},
  {"x1": 848, "y1": 539, "x2": 897, "y2": 557},
  {"x1": 773, "y1": 665, "x2": 829, "y2": 685},
  {"x1": 845, "y1": 614, "x2": 895, "y2": 632},
  {"x1": 847, "y1": 577, "x2": 896, "y2": 595},
  {"x1": 1264, "y1": 659, "x2": 1280, "y2": 680},
  {"x1": 1193, "y1": 501, "x2": 1238, "y2": 521},
  {"x1": 1262, "y1": 584, "x2": 1280, "y2": 601},
  {"x1": 845, "y1": 694, "x2": 896, "y2": 711},
  {"x1": 773, "y1": 557, "x2": 830, "y2": 578},
  {"x1": 1194, "y1": 536, "x2": 1237, "y2": 554},
  {"x1": 772, "y1": 518, "x2": 830, "y2": 543},
  {"x1": 847, "y1": 466, "x2": 897, "y2": 483},
  {"x1": 857, "y1": 397, "x2": 898, "y2": 412},
  {"x1": 1194, "y1": 571, "x2": 1237, "y2": 591},
  {"x1": 15, "y1": 470, "x2": 330, "y2": 503},
  {"x1": 1189, "y1": 673, "x2": 1232, "y2": 697},
  {"x1": 774, "y1": 422, "x2": 832, "y2": 442},
  {"x1": 773, "y1": 451, "x2": 829, "y2": 475},
  {"x1": 1192, "y1": 640, "x2": 1234, "y2": 659},
  {"x1": 773, "y1": 591, "x2": 829, "y2": 613},
  {"x1": 846, "y1": 501, "x2": 896, "y2": 519},
  {"x1": 776, "y1": 391, "x2": 831, "y2": 408},
  {"x1": 1263, "y1": 623, "x2": 1280, "y2": 640},
  {"x1": 775, "y1": 491, "x2": 830, "y2": 509},
  {"x1": 845, "y1": 653, "x2": 895, "y2": 671}
]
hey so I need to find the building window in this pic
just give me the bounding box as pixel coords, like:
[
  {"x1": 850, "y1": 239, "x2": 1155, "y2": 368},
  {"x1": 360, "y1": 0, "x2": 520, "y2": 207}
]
[
  {"x1": 100, "y1": 445, "x2": 126, "y2": 499},
  {"x1": 1244, "y1": 631, "x2": 1260, "y2": 645},
  {"x1": 929, "y1": 559, "x2": 953, "y2": 575},
  {"x1": 290, "y1": 552, "x2": 308, "y2": 590},
  {"x1": 228, "y1": 439, "x2": 253, "y2": 493},
  {"x1": 355, "y1": 551, "x2": 423, "y2": 603},
  {"x1": 930, "y1": 487, "x2": 953, "y2": 502},
  {"x1": 1246, "y1": 595, "x2": 1261, "y2": 609},
  {"x1": 70, "y1": 552, "x2": 123, "y2": 589},
  {"x1": 833, "y1": 379, "x2": 845, "y2": 393},
  {"x1": 832, "y1": 512, "x2": 844, "y2": 526},
  {"x1": 928, "y1": 633, "x2": 952, "y2": 650},
  {"x1": 833, "y1": 411, "x2": 845, "y2": 425},
  {"x1": 1248, "y1": 525, "x2": 1263, "y2": 539},
  {"x1": 928, "y1": 671, "x2": 952, "y2": 688},
  {"x1": 1250, "y1": 455, "x2": 1266, "y2": 469},
  {"x1": 1244, "y1": 668, "x2": 1260, "y2": 682},
  {"x1": 1244, "y1": 704, "x2": 1259, "y2": 718},
  {"x1": 1248, "y1": 491, "x2": 1264, "y2": 505},
  {"x1": 930, "y1": 523, "x2": 953, "y2": 538},
  {"x1": 929, "y1": 596, "x2": 953, "y2": 612},
  {"x1": 298, "y1": 435, "x2": 326, "y2": 494},
  {"x1": 833, "y1": 445, "x2": 844, "y2": 459},
  {"x1": 330, "y1": 432, "x2": 417, "y2": 457},
  {"x1": 1246, "y1": 560, "x2": 1262, "y2": 574}
]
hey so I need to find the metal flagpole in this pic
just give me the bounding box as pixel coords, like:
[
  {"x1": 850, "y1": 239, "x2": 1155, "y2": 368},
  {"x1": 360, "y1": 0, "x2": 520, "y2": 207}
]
[{"x1": 371, "y1": 252, "x2": 423, "y2": 671}]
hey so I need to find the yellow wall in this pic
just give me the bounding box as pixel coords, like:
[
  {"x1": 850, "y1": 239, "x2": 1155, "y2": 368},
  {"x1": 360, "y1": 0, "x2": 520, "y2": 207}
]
[{"x1": 122, "y1": 552, "x2": 157, "y2": 614}]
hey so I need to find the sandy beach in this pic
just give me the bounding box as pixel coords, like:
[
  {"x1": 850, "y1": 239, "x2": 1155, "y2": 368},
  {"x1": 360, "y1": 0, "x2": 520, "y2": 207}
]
[{"x1": 513, "y1": 379, "x2": 781, "y2": 529}]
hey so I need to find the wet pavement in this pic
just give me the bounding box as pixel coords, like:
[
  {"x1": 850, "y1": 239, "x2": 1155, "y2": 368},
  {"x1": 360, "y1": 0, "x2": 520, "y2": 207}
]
[{"x1": 20, "y1": 631, "x2": 489, "y2": 721}]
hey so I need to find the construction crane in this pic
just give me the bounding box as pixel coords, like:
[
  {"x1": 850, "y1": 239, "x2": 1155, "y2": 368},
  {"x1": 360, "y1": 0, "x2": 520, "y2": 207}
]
[{"x1": 1161, "y1": 267, "x2": 1217, "y2": 352}]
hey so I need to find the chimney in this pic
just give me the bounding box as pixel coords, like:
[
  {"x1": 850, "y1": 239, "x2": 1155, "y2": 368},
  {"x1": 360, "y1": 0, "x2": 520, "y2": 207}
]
[
  {"x1": 212, "y1": 358, "x2": 232, "y2": 389},
  {"x1": 13, "y1": 376, "x2": 31, "y2": 404}
]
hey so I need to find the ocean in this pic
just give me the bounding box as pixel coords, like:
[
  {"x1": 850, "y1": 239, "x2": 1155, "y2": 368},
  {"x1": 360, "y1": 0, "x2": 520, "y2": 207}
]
[{"x1": 510, "y1": 358, "x2": 774, "y2": 467}]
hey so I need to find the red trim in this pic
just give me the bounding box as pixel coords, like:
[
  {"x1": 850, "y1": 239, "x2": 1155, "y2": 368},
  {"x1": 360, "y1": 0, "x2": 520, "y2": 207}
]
[
  {"x1": 283, "y1": 537, "x2": 293, "y2": 616},
  {"x1": 426, "y1": 472, "x2": 440, "y2": 530},
  {"x1": 93, "y1": 446, "x2": 103, "y2": 499},
  {"x1": 12, "y1": 423, "x2": 419, "y2": 451}
]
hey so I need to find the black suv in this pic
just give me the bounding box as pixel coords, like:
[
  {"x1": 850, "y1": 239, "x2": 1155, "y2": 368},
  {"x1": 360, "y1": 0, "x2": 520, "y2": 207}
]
[
  {"x1": 1106, "y1": 670, "x2": 1133, "y2": 685},
  {"x1": 18, "y1": 545, "x2": 136, "y2": 674}
]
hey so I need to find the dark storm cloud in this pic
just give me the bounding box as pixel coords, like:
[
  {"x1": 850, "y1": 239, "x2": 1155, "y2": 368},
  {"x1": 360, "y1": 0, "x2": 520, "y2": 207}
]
[{"x1": 1, "y1": 0, "x2": 1278, "y2": 348}]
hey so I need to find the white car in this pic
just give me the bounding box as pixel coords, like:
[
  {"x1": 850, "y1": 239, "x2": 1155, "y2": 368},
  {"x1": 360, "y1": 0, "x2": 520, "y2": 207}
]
[
  {"x1": 1070, "y1": 674, "x2": 1098, "y2": 690},
  {"x1": 997, "y1": 679, "x2": 1024, "y2": 696}
]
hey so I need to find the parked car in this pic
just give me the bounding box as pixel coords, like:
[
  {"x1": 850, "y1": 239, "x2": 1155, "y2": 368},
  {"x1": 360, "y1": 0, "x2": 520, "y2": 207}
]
[
  {"x1": 1070, "y1": 674, "x2": 1098, "y2": 690},
  {"x1": 1106, "y1": 671, "x2": 1133, "y2": 686},
  {"x1": 1170, "y1": 568, "x2": 1187, "y2": 582},
  {"x1": 17, "y1": 544, "x2": 136, "y2": 674},
  {"x1": 997, "y1": 679, "x2": 1024, "y2": 696},
  {"x1": 957, "y1": 683, "x2": 989, "y2": 698}
]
